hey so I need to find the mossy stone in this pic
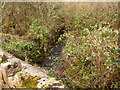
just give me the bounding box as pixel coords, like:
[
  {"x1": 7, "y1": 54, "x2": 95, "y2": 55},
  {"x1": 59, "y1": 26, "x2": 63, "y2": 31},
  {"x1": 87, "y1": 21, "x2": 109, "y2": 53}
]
[{"x1": 22, "y1": 76, "x2": 40, "y2": 88}]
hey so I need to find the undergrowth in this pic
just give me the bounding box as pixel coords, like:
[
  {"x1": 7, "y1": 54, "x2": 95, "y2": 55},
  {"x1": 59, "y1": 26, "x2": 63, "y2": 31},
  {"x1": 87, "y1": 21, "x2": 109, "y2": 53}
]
[
  {"x1": 61, "y1": 23, "x2": 119, "y2": 88},
  {"x1": 1, "y1": 2, "x2": 119, "y2": 88}
]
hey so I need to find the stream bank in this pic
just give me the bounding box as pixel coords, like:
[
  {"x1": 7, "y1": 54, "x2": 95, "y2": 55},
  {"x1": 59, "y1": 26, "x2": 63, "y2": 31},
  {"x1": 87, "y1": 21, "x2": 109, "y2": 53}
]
[{"x1": 0, "y1": 48, "x2": 65, "y2": 88}]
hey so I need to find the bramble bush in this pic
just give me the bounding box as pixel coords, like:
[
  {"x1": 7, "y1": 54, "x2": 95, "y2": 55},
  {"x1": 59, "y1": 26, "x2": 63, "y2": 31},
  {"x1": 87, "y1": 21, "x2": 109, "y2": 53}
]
[
  {"x1": 54, "y1": 2, "x2": 119, "y2": 88},
  {"x1": 61, "y1": 23, "x2": 119, "y2": 88}
]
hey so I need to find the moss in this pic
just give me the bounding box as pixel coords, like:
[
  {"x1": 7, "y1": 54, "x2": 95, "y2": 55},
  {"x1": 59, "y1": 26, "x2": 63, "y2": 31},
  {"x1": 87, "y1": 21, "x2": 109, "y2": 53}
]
[
  {"x1": 22, "y1": 76, "x2": 40, "y2": 88},
  {"x1": 42, "y1": 85, "x2": 51, "y2": 88},
  {"x1": 13, "y1": 71, "x2": 19, "y2": 76},
  {"x1": 0, "y1": 55, "x2": 2, "y2": 58},
  {"x1": 1, "y1": 55, "x2": 8, "y2": 64}
]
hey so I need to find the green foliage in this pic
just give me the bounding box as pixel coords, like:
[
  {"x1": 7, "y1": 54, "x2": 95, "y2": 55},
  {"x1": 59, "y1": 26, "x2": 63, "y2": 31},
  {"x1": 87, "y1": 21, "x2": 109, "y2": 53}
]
[
  {"x1": 61, "y1": 24, "x2": 119, "y2": 88},
  {"x1": 48, "y1": 72, "x2": 58, "y2": 77},
  {"x1": 1, "y1": 2, "x2": 119, "y2": 88},
  {"x1": 1, "y1": 34, "x2": 42, "y2": 63},
  {"x1": 29, "y1": 20, "x2": 52, "y2": 51},
  {"x1": 2, "y1": 2, "x2": 67, "y2": 64}
]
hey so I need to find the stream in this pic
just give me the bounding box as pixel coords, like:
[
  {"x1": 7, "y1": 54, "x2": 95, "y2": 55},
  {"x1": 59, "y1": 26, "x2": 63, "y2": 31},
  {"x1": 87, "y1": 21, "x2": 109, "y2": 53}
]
[{"x1": 41, "y1": 36, "x2": 68, "y2": 72}]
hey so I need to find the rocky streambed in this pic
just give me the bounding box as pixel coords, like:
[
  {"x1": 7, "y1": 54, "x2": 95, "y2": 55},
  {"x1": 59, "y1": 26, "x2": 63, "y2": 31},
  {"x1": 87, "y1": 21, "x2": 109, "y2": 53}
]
[{"x1": 42, "y1": 36, "x2": 67, "y2": 70}]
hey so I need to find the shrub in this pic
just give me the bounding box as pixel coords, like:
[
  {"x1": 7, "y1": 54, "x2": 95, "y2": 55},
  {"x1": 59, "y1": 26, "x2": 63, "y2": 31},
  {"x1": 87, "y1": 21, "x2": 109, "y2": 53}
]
[{"x1": 60, "y1": 23, "x2": 119, "y2": 88}]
